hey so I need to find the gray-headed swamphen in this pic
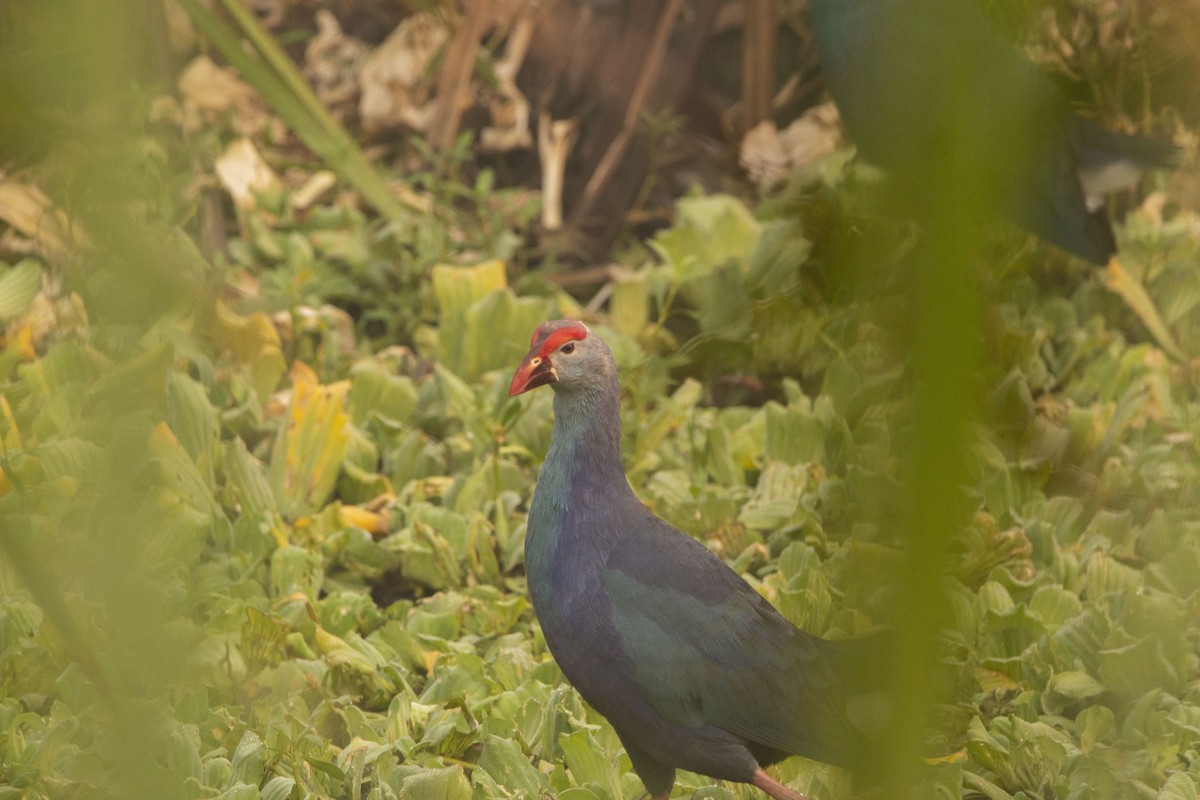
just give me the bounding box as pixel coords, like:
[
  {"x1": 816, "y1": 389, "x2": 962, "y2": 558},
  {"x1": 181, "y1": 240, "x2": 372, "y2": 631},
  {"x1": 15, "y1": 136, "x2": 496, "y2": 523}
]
[{"x1": 510, "y1": 320, "x2": 887, "y2": 800}]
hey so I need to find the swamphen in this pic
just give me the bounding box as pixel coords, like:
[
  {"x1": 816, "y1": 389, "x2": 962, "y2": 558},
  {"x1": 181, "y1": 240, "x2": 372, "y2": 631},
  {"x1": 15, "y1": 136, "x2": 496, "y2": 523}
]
[
  {"x1": 807, "y1": 0, "x2": 1178, "y2": 263},
  {"x1": 510, "y1": 319, "x2": 884, "y2": 800}
]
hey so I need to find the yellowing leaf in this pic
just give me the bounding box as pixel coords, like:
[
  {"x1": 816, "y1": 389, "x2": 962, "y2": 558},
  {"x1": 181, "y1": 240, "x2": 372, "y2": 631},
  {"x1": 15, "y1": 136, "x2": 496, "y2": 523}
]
[
  {"x1": 0, "y1": 395, "x2": 22, "y2": 451},
  {"x1": 149, "y1": 421, "x2": 219, "y2": 524},
  {"x1": 925, "y1": 749, "x2": 968, "y2": 765},
  {"x1": 1105, "y1": 258, "x2": 1184, "y2": 361},
  {"x1": 267, "y1": 369, "x2": 351, "y2": 519},
  {"x1": 338, "y1": 503, "x2": 389, "y2": 535},
  {"x1": 212, "y1": 301, "x2": 286, "y2": 402}
]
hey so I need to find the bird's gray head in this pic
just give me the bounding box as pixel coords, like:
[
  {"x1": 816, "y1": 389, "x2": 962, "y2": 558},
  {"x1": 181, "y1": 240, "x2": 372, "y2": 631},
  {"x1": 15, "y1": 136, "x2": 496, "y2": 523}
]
[{"x1": 509, "y1": 319, "x2": 615, "y2": 397}]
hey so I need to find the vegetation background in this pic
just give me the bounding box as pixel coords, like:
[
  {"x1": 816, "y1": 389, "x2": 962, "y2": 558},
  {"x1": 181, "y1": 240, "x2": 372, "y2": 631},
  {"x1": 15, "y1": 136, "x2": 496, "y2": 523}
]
[{"x1": 0, "y1": 1, "x2": 1198, "y2": 799}]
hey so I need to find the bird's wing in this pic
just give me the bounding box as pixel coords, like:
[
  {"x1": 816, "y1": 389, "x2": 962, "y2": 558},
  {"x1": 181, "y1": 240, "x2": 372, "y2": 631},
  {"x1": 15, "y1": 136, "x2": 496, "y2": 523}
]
[{"x1": 600, "y1": 514, "x2": 855, "y2": 763}]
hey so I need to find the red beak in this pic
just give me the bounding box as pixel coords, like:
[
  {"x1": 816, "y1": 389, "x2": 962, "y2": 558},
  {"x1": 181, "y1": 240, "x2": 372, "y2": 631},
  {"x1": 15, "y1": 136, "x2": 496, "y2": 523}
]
[{"x1": 509, "y1": 352, "x2": 557, "y2": 396}]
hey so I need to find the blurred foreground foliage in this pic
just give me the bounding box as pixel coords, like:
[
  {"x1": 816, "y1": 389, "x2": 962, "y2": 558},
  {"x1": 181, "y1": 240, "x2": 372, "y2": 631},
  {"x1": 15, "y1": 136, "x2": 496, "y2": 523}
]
[{"x1": 1, "y1": 1, "x2": 1200, "y2": 799}]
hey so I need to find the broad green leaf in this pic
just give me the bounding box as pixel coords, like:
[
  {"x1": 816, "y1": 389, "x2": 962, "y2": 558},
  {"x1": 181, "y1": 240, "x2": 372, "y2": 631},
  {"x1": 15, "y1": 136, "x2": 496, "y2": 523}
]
[
  {"x1": 965, "y1": 717, "x2": 1010, "y2": 775},
  {"x1": 338, "y1": 437, "x2": 392, "y2": 505},
  {"x1": 260, "y1": 777, "x2": 295, "y2": 800},
  {"x1": 1083, "y1": 550, "x2": 1142, "y2": 598},
  {"x1": 431, "y1": 259, "x2": 524, "y2": 380},
  {"x1": 229, "y1": 731, "x2": 266, "y2": 786},
  {"x1": 1154, "y1": 773, "x2": 1197, "y2": 800},
  {"x1": 397, "y1": 765, "x2": 472, "y2": 800},
  {"x1": 651, "y1": 194, "x2": 761, "y2": 279},
  {"x1": 302, "y1": 756, "x2": 347, "y2": 783},
  {"x1": 0, "y1": 259, "x2": 41, "y2": 320},
  {"x1": 166, "y1": 371, "x2": 220, "y2": 489},
  {"x1": 269, "y1": 544, "x2": 323, "y2": 600},
  {"x1": 348, "y1": 361, "x2": 419, "y2": 428},
  {"x1": 609, "y1": 269, "x2": 648, "y2": 337},
  {"x1": 215, "y1": 784, "x2": 260, "y2": 800},
  {"x1": 315, "y1": 627, "x2": 383, "y2": 675},
  {"x1": 241, "y1": 608, "x2": 288, "y2": 671},
  {"x1": 461, "y1": 289, "x2": 556, "y2": 382},
  {"x1": 747, "y1": 220, "x2": 811, "y2": 297},
  {"x1": 1028, "y1": 585, "x2": 1082, "y2": 628},
  {"x1": 149, "y1": 421, "x2": 220, "y2": 529},
  {"x1": 204, "y1": 758, "x2": 232, "y2": 789},
  {"x1": 961, "y1": 772, "x2": 1015, "y2": 800},
  {"x1": 1075, "y1": 705, "x2": 1114, "y2": 753},
  {"x1": 738, "y1": 462, "x2": 809, "y2": 531},
  {"x1": 765, "y1": 398, "x2": 826, "y2": 466},
  {"x1": 225, "y1": 438, "x2": 278, "y2": 519},
  {"x1": 558, "y1": 728, "x2": 620, "y2": 799},
  {"x1": 1042, "y1": 670, "x2": 1107, "y2": 714},
  {"x1": 1099, "y1": 634, "x2": 1186, "y2": 700}
]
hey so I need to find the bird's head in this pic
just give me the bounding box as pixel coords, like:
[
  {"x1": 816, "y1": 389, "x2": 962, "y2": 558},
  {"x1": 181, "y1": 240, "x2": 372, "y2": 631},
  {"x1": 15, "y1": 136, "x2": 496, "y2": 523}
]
[{"x1": 509, "y1": 319, "x2": 609, "y2": 396}]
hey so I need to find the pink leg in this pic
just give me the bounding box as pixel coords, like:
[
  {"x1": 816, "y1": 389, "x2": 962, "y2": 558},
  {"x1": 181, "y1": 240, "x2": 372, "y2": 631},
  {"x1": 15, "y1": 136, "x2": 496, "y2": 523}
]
[{"x1": 752, "y1": 768, "x2": 810, "y2": 800}]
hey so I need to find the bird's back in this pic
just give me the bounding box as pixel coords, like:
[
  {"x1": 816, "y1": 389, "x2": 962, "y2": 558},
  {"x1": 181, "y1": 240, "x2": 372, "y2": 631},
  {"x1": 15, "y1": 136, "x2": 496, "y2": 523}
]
[{"x1": 808, "y1": 0, "x2": 1177, "y2": 263}]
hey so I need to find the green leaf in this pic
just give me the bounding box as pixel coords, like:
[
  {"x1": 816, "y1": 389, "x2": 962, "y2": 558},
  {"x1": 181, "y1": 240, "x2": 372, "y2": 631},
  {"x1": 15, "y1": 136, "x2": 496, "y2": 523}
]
[
  {"x1": 477, "y1": 734, "x2": 547, "y2": 797},
  {"x1": 738, "y1": 462, "x2": 809, "y2": 531},
  {"x1": 348, "y1": 361, "x2": 419, "y2": 428},
  {"x1": 302, "y1": 756, "x2": 347, "y2": 783},
  {"x1": 0, "y1": 259, "x2": 41, "y2": 320},
  {"x1": 1042, "y1": 670, "x2": 1107, "y2": 714},
  {"x1": 652, "y1": 194, "x2": 761, "y2": 279},
  {"x1": 225, "y1": 437, "x2": 278, "y2": 518},
  {"x1": 1099, "y1": 634, "x2": 1186, "y2": 700},
  {"x1": 269, "y1": 545, "x2": 323, "y2": 601},
  {"x1": 1075, "y1": 705, "x2": 1115, "y2": 752},
  {"x1": 398, "y1": 765, "x2": 472, "y2": 800},
  {"x1": 558, "y1": 728, "x2": 620, "y2": 799},
  {"x1": 216, "y1": 784, "x2": 260, "y2": 800},
  {"x1": 260, "y1": 777, "x2": 295, "y2": 800},
  {"x1": 1028, "y1": 585, "x2": 1082, "y2": 628},
  {"x1": 462, "y1": 289, "x2": 556, "y2": 382},
  {"x1": 765, "y1": 397, "x2": 826, "y2": 466},
  {"x1": 166, "y1": 371, "x2": 220, "y2": 488},
  {"x1": 1155, "y1": 774, "x2": 1197, "y2": 800},
  {"x1": 229, "y1": 731, "x2": 266, "y2": 786},
  {"x1": 961, "y1": 771, "x2": 1015, "y2": 800},
  {"x1": 610, "y1": 269, "x2": 649, "y2": 337}
]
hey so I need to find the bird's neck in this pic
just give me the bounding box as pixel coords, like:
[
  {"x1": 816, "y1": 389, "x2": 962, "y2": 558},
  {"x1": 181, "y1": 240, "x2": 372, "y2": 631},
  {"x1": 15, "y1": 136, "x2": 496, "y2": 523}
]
[
  {"x1": 546, "y1": 377, "x2": 628, "y2": 500},
  {"x1": 526, "y1": 376, "x2": 631, "y2": 575}
]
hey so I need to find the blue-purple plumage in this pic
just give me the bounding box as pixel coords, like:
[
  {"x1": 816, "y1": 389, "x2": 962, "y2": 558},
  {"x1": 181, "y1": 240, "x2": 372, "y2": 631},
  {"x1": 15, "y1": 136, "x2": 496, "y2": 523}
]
[{"x1": 512, "y1": 320, "x2": 884, "y2": 800}]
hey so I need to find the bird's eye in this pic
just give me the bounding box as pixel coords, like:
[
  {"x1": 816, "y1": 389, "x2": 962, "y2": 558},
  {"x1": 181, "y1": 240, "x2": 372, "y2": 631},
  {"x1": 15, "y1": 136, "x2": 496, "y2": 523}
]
[{"x1": 560, "y1": 342, "x2": 576, "y2": 354}]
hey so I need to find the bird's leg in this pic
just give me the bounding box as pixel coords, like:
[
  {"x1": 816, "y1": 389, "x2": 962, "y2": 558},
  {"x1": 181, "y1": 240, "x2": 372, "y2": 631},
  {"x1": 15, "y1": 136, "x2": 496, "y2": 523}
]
[{"x1": 752, "y1": 768, "x2": 810, "y2": 800}]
